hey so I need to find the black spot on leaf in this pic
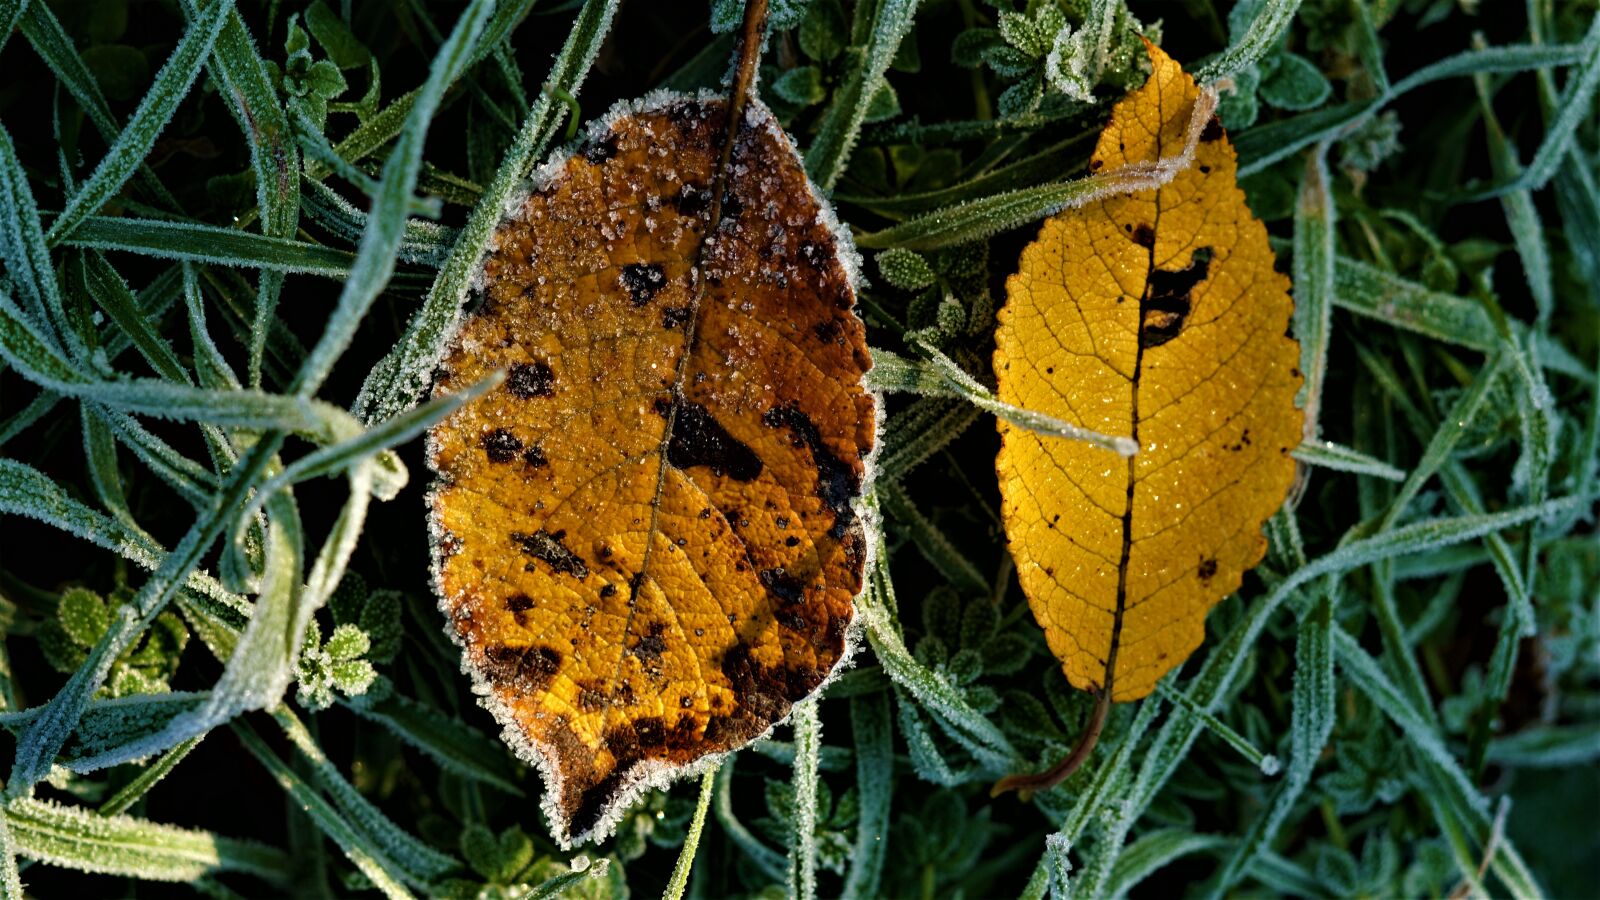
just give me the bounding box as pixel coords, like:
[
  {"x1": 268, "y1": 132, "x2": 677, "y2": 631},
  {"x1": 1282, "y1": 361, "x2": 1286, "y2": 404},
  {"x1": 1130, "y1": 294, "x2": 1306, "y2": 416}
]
[
  {"x1": 620, "y1": 263, "x2": 667, "y2": 306},
  {"x1": 658, "y1": 396, "x2": 764, "y2": 481},
  {"x1": 675, "y1": 183, "x2": 711, "y2": 217},
  {"x1": 758, "y1": 567, "x2": 806, "y2": 605},
  {"x1": 523, "y1": 443, "x2": 549, "y2": 468},
  {"x1": 513, "y1": 529, "x2": 590, "y2": 579},
  {"x1": 1140, "y1": 246, "x2": 1213, "y2": 349},
  {"x1": 507, "y1": 361, "x2": 555, "y2": 398},
  {"x1": 662, "y1": 306, "x2": 692, "y2": 329},
  {"x1": 482, "y1": 644, "x2": 562, "y2": 688},
  {"x1": 482, "y1": 429, "x2": 523, "y2": 463},
  {"x1": 762, "y1": 403, "x2": 860, "y2": 540}
]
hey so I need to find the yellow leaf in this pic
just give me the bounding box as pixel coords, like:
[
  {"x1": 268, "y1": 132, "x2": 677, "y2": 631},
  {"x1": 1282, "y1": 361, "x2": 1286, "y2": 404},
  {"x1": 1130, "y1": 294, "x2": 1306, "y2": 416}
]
[
  {"x1": 428, "y1": 95, "x2": 876, "y2": 844},
  {"x1": 995, "y1": 41, "x2": 1303, "y2": 704}
]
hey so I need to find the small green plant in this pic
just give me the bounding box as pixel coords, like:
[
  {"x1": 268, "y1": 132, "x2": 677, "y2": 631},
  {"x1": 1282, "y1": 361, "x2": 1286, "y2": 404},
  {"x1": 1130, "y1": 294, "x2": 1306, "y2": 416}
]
[{"x1": 37, "y1": 587, "x2": 188, "y2": 698}]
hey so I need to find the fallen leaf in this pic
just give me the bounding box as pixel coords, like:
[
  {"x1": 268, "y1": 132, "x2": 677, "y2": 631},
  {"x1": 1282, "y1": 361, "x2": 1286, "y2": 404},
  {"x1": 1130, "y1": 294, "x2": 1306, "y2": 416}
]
[
  {"x1": 427, "y1": 93, "x2": 876, "y2": 845},
  {"x1": 995, "y1": 41, "x2": 1303, "y2": 705}
]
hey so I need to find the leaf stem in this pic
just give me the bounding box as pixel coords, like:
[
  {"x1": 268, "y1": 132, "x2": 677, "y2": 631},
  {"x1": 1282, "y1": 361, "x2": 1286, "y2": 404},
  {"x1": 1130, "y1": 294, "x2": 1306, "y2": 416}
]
[
  {"x1": 710, "y1": 0, "x2": 768, "y2": 229},
  {"x1": 990, "y1": 686, "x2": 1109, "y2": 798}
]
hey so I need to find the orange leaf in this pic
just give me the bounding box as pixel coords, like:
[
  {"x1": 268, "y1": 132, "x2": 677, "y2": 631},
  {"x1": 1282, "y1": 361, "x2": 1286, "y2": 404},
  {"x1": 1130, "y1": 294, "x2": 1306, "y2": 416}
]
[
  {"x1": 995, "y1": 42, "x2": 1303, "y2": 704},
  {"x1": 428, "y1": 96, "x2": 876, "y2": 845}
]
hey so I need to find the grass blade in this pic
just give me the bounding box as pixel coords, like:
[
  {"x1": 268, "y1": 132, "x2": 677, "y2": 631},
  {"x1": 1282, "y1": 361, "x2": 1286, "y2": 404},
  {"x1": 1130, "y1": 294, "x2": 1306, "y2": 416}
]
[
  {"x1": 4, "y1": 797, "x2": 288, "y2": 886},
  {"x1": 232, "y1": 720, "x2": 414, "y2": 898},
  {"x1": 1197, "y1": 0, "x2": 1303, "y2": 81},
  {"x1": 341, "y1": 686, "x2": 522, "y2": 794},
  {"x1": 1292, "y1": 143, "x2": 1335, "y2": 438},
  {"x1": 663, "y1": 766, "x2": 716, "y2": 900},
  {"x1": 292, "y1": 0, "x2": 497, "y2": 397},
  {"x1": 45, "y1": 0, "x2": 235, "y2": 244},
  {"x1": 839, "y1": 692, "x2": 893, "y2": 900},
  {"x1": 60, "y1": 216, "x2": 356, "y2": 276},
  {"x1": 805, "y1": 0, "x2": 921, "y2": 191},
  {"x1": 787, "y1": 697, "x2": 822, "y2": 900},
  {"x1": 354, "y1": 0, "x2": 621, "y2": 423}
]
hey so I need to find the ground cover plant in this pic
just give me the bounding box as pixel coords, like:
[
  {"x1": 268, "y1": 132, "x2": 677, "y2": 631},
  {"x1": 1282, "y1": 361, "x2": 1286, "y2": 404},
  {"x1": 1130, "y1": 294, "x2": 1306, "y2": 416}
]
[{"x1": 0, "y1": 0, "x2": 1596, "y2": 896}]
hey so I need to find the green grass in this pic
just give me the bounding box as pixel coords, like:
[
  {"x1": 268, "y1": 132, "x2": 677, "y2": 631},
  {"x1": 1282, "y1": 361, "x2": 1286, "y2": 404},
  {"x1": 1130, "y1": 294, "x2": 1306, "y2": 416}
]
[{"x1": 1, "y1": 0, "x2": 1597, "y2": 896}]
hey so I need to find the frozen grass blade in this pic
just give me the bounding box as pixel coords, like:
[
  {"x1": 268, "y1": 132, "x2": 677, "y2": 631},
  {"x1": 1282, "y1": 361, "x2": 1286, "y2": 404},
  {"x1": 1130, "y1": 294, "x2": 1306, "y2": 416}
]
[
  {"x1": 1236, "y1": 42, "x2": 1588, "y2": 176},
  {"x1": 856, "y1": 88, "x2": 1219, "y2": 251},
  {"x1": 1018, "y1": 696, "x2": 1165, "y2": 899},
  {"x1": 44, "y1": 0, "x2": 234, "y2": 244},
  {"x1": 272, "y1": 707, "x2": 459, "y2": 886},
  {"x1": 0, "y1": 807, "x2": 19, "y2": 900},
  {"x1": 713, "y1": 759, "x2": 786, "y2": 882},
  {"x1": 179, "y1": 0, "x2": 301, "y2": 387},
  {"x1": 0, "y1": 0, "x2": 26, "y2": 58},
  {"x1": 1290, "y1": 440, "x2": 1405, "y2": 481},
  {"x1": 301, "y1": 179, "x2": 456, "y2": 266},
  {"x1": 1292, "y1": 144, "x2": 1334, "y2": 438},
  {"x1": 0, "y1": 694, "x2": 208, "y2": 770},
  {"x1": 3, "y1": 431, "x2": 286, "y2": 797},
  {"x1": 1334, "y1": 631, "x2": 1543, "y2": 898},
  {"x1": 1071, "y1": 492, "x2": 1592, "y2": 896},
  {"x1": 1331, "y1": 256, "x2": 1590, "y2": 381},
  {"x1": 355, "y1": 0, "x2": 621, "y2": 423},
  {"x1": 1205, "y1": 588, "x2": 1336, "y2": 896},
  {"x1": 231, "y1": 721, "x2": 413, "y2": 898},
  {"x1": 292, "y1": 0, "x2": 496, "y2": 397},
  {"x1": 59, "y1": 217, "x2": 356, "y2": 275},
  {"x1": 663, "y1": 766, "x2": 715, "y2": 900},
  {"x1": 1479, "y1": 15, "x2": 1600, "y2": 197},
  {"x1": 787, "y1": 697, "x2": 822, "y2": 900},
  {"x1": 879, "y1": 398, "x2": 979, "y2": 479},
  {"x1": 80, "y1": 404, "x2": 136, "y2": 529},
  {"x1": 81, "y1": 254, "x2": 189, "y2": 383},
  {"x1": 805, "y1": 0, "x2": 921, "y2": 190},
  {"x1": 341, "y1": 687, "x2": 522, "y2": 794},
  {"x1": 869, "y1": 346, "x2": 1137, "y2": 456},
  {"x1": 879, "y1": 481, "x2": 989, "y2": 594},
  {"x1": 14, "y1": 1, "x2": 179, "y2": 209},
  {"x1": 0, "y1": 124, "x2": 70, "y2": 357},
  {"x1": 517, "y1": 859, "x2": 609, "y2": 899},
  {"x1": 1107, "y1": 830, "x2": 1230, "y2": 898},
  {"x1": 1473, "y1": 54, "x2": 1555, "y2": 325},
  {"x1": 4, "y1": 797, "x2": 288, "y2": 886},
  {"x1": 1152, "y1": 681, "x2": 1278, "y2": 774},
  {"x1": 839, "y1": 692, "x2": 893, "y2": 900},
  {"x1": 858, "y1": 497, "x2": 1016, "y2": 761},
  {"x1": 1489, "y1": 724, "x2": 1600, "y2": 768},
  {"x1": 1197, "y1": 0, "x2": 1303, "y2": 81},
  {"x1": 0, "y1": 459, "x2": 242, "y2": 609},
  {"x1": 96, "y1": 737, "x2": 203, "y2": 816}
]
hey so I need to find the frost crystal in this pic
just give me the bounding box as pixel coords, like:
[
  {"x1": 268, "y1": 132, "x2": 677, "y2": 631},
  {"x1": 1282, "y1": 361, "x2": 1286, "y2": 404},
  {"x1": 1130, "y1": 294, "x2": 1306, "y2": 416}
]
[{"x1": 1046, "y1": 26, "x2": 1097, "y2": 102}]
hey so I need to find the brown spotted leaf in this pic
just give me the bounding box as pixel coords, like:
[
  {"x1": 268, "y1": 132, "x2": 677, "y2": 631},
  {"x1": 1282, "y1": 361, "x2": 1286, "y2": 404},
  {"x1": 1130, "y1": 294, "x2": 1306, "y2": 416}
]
[
  {"x1": 995, "y1": 42, "x2": 1303, "y2": 704},
  {"x1": 428, "y1": 95, "x2": 876, "y2": 845}
]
